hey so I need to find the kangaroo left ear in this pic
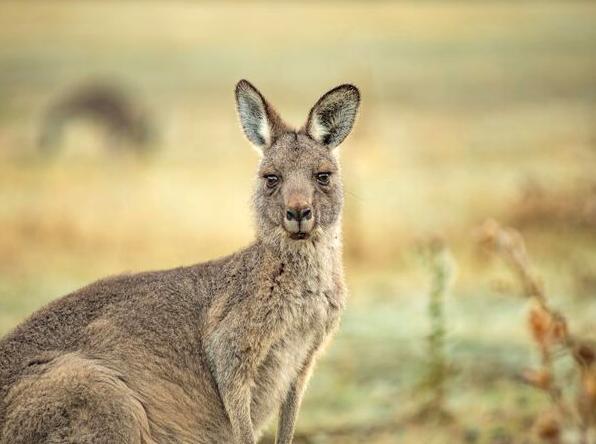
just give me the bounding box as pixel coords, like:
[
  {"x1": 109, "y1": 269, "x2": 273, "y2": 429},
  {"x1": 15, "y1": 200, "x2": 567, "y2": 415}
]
[
  {"x1": 235, "y1": 79, "x2": 288, "y2": 151},
  {"x1": 304, "y1": 84, "x2": 360, "y2": 149}
]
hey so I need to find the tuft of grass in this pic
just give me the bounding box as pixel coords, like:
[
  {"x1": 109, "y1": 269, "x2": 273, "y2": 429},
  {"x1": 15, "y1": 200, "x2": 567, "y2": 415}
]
[
  {"x1": 413, "y1": 238, "x2": 457, "y2": 424},
  {"x1": 478, "y1": 219, "x2": 596, "y2": 443}
]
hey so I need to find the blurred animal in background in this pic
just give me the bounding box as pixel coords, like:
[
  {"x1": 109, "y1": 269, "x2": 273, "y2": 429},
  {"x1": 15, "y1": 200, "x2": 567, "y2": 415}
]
[{"x1": 38, "y1": 81, "x2": 157, "y2": 157}]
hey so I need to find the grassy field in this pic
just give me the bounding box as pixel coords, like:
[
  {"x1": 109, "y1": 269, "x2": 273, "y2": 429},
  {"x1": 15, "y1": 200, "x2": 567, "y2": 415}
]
[{"x1": 1, "y1": 1, "x2": 596, "y2": 442}]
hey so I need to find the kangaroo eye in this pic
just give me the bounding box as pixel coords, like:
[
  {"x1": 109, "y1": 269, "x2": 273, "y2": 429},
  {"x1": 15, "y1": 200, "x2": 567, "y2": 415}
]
[
  {"x1": 264, "y1": 174, "x2": 280, "y2": 188},
  {"x1": 316, "y1": 172, "x2": 331, "y2": 186}
]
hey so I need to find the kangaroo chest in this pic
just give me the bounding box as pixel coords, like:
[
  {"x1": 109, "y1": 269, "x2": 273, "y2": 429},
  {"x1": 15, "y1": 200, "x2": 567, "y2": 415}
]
[{"x1": 249, "y1": 265, "x2": 343, "y2": 428}]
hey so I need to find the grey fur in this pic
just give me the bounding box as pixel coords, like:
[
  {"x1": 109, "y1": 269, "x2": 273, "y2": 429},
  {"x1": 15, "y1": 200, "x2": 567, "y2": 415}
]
[{"x1": 0, "y1": 80, "x2": 360, "y2": 444}]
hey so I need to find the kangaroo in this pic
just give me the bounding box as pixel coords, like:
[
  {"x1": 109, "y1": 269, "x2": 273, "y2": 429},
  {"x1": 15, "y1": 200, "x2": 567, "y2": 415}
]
[
  {"x1": 0, "y1": 80, "x2": 360, "y2": 444},
  {"x1": 38, "y1": 82, "x2": 156, "y2": 156}
]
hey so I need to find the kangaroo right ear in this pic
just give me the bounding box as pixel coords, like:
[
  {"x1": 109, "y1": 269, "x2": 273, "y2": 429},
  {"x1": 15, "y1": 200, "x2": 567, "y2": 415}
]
[
  {"x1": 235, "y1": 80, "x2": 286, "y2": 151},
  {"x1": 305, "y1": 84, "x2": 360, "y2": 149}
]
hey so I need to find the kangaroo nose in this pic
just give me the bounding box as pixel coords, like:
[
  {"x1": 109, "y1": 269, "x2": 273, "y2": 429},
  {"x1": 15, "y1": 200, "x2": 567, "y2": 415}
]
[{"x1": 286, "y1": 207, "x2": 312, "y2": 222}]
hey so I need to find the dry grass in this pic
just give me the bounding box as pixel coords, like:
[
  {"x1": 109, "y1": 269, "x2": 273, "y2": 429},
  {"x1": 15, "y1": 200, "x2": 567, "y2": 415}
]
[
  {"x1": 413, "y1": 238, "x2": 457, "y2": 424},
  {"x1": 507, "y1": 180, "x2": 596, "y2": 232},
  {"x1": 478, "y1": 220, "x2": 596, "y2": 443}
]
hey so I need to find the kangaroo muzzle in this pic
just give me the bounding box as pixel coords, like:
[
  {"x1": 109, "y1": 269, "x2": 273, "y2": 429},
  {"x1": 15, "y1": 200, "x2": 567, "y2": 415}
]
[{"x1": 283, "y1": 194, "x2": 314, "y2": 239}]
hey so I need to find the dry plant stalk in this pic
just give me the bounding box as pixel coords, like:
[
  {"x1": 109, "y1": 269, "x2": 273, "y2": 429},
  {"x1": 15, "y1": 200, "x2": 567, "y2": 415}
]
[
  {"x1": 415, "y1": 237, "x2": 456, "y2": 423},
  {"x1": 478, "y1": 219, "x2": 596, "y2": 444}
]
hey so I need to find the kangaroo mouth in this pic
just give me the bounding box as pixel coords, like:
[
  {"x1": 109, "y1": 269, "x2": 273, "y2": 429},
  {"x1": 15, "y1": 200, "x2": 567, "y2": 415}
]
[
  {"x1": 289, "y1": 231, "x2": 310, "y2": 240},
  {"x1": 283, "y1": 218, "x2": 315, "y2": 240}
]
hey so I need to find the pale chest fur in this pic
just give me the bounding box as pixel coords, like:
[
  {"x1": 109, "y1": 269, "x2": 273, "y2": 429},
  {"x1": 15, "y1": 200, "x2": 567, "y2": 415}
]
[
  {"x1": 261, "y1": 234, "x2": 345, "y2": 336},
  {"x1": 249, "y1": 236, "x2": 345, "y2": 427}
]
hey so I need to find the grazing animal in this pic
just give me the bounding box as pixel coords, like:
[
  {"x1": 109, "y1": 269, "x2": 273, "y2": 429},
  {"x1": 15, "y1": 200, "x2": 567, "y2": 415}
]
[
  {"x1": 0, "y1": 80, "x2": 360, "y2": 444},
  {"x1": 38, "y1": 82, "x2": 156, "y2": 156}
]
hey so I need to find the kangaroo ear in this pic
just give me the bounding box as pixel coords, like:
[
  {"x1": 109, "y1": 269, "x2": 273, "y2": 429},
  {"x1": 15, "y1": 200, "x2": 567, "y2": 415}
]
[
  {"x1": 235, "y1": 80, "x2": 287, "y2": 150},
  {"x1": 305, "y1": 84, "x2": 360, "y2": 149}
]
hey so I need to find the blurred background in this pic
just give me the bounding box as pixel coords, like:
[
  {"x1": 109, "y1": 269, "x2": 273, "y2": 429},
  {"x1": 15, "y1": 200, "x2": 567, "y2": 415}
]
[{"x1": 1, "y1": 1, "x2": 595, "y2": 443}]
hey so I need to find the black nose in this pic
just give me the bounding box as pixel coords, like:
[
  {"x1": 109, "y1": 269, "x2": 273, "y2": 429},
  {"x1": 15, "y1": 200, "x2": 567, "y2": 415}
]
[{"x1": 286, "y1": 207, "x2": 312, "y2": 222}]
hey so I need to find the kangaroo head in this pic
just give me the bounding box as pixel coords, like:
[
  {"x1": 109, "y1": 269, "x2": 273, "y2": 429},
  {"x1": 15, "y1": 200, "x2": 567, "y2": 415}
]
[{"x1": 235, "y1": 80, "x2": 360, "y2": 246}]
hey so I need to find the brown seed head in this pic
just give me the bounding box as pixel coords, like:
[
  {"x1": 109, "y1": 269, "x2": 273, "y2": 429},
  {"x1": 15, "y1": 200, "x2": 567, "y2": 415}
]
[
  {"x1": 582, "y1": 369, "x2": 596, "y2": 400},
  {"x1": 522, "y1": 368, "x2": 552, "y2": 391},
  {"x1": 573, "y1": 341, "x2": 596, "y2": 368},
  {"x1": 528, "y1": 305, "x2": 553, "y2": 347},
  {"x1": 550, "y1": 314, "x2": 568, "y2": 344},
  {"x1": 534, "y1": 411, "x2": 561, "y2": 442}
]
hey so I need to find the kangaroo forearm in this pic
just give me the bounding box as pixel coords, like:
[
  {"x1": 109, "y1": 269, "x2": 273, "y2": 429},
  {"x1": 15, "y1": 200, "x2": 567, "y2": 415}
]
[
  {"x1": 217, "y1": 375, "x2": 256, "y2": 444},
  {"x1": 207, "y1": 320, "x2": 277, "y2": 444},
  {"x1": 227, "y1": 407, "x2": 255, "y2": 444},
  {"x1": 276, "y1": 388, "x2": 301, "y2": 444},
  {"x1": 226, "y1": 401, "x2": 255, "y2": 444},
  {"x1": 276, "y1": 344, "x2": 319, "y2": 444}
]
